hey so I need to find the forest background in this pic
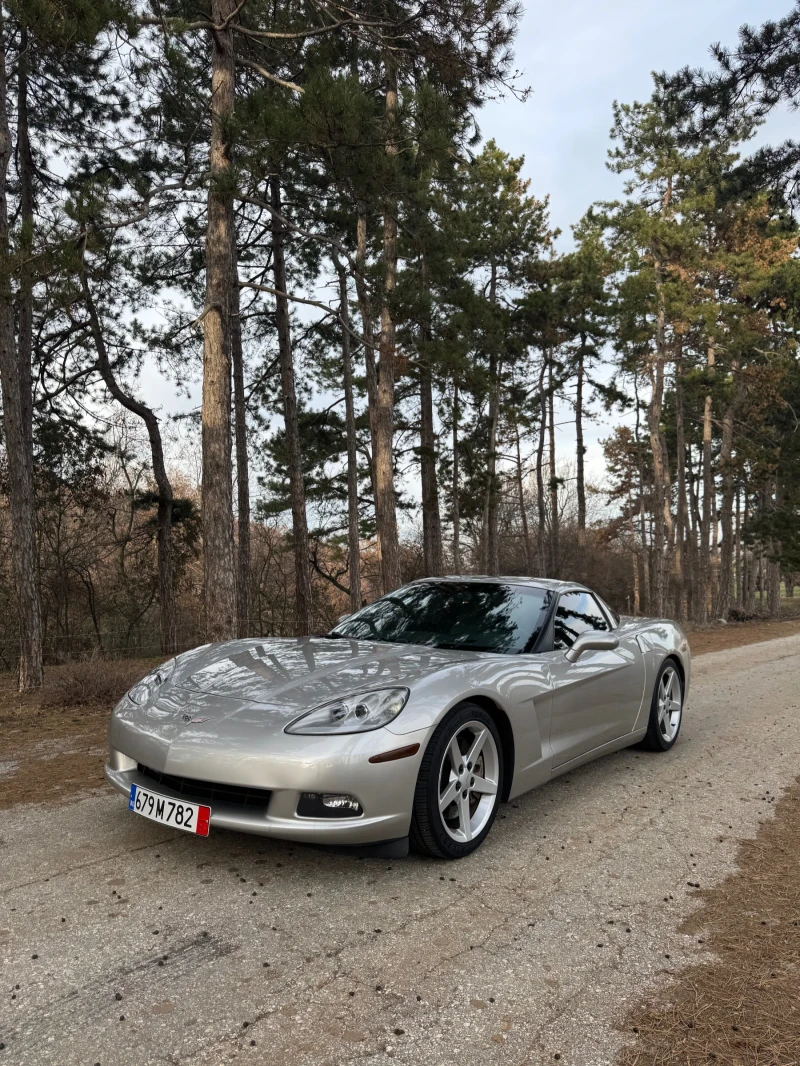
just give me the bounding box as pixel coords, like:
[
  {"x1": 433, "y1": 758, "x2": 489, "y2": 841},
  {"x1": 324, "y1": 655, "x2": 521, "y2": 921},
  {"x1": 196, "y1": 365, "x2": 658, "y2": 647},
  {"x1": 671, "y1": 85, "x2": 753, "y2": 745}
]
[{"x1": 2, "y1": 0, "x2": 800, "y2": 690}]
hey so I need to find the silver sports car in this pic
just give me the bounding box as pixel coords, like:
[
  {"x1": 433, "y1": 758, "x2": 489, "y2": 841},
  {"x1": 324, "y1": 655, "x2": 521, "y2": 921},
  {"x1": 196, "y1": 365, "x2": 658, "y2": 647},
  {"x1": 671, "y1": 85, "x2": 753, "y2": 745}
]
[{"x1": 106, "y1": 577, "x2": 690, "y2": 859}]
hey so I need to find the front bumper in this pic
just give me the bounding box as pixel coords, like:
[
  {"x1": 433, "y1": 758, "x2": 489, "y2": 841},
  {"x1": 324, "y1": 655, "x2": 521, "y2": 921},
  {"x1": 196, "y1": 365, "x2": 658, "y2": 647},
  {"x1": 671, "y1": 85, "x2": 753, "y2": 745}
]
[{"x1": 104, "y1": 725, "x2": 428, "y2": 846}]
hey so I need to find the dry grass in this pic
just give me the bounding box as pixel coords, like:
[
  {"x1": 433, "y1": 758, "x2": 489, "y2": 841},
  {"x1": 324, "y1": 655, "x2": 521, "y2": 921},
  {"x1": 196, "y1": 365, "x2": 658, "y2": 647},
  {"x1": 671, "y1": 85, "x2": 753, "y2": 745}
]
[
  {"x1": 37, "y1": 658, "x2": 152, "y2": 709},
  {"x1": 0, "y1": 658, "x2": 157, "y2": 809},
  {"x1": 618, "y1": 779, "x2": 800, "y2": 1066}
]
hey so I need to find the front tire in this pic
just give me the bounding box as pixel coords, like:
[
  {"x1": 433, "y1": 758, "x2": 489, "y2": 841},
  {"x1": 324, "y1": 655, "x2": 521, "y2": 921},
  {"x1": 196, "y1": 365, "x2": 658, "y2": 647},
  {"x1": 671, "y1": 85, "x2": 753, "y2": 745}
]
[
  {"x1": 410, "y1": 703, "x2": 503, "y2": 859},
  {"x1": 641, "y1": 658, "x2": 683, "y2": 752}
]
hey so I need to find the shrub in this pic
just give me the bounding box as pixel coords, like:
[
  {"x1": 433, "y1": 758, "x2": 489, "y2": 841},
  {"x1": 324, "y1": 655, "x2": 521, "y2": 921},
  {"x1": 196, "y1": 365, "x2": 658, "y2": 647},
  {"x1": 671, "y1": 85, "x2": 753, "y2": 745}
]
[{"x1": 39, "y1": 659, "x2": 153, "y2": 709}]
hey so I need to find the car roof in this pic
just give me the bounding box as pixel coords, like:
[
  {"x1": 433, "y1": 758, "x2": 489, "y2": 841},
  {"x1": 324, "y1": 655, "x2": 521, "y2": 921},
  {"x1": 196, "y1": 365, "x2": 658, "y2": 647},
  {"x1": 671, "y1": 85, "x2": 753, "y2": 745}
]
[{"x1": 408, "y1": 575, "x2": 584, "y2": 593}]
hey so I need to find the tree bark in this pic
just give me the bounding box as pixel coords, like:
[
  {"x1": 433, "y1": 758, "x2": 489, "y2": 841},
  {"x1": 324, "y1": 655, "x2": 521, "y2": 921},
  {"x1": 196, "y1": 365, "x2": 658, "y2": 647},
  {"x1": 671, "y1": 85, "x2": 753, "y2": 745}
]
[
  {"x1": 336, "y1": 259, "x2": 362, "y2": 614},
  {"x1": 374, "y1": 57, "x2": 402, "y2": 592},
  {"x1": 483, "y1": 349, "x2": 501, "y2": 575},
  {"x1": 712, "y1": 368, "x2": 743, "y2": 622},
  {"x1": 202, "y1": 0, "x2": 238, "y2": 642},
  {"x1": 80, "y1": 260, "x2": 177, "y2": 655},
  {"x1": 451, "y1": 379, "x2": 461, "y2": 574},
  {"x1": 547, "y1": 355, "x2": 559, "y2": 576},
  {"x1": 269, "y1": 175, "x2": 312, "y2": 634},
  {"x1": 734, "y1": 484, "x2": 742, "y2": 608},
  {"x1": 647, "y1": 260, "x2": 671, "y2": 617},
  {"x1": 515, "y1": 424, "x2": 532, "y2": 573},
  {"x1": 481, "y1": 257, "x2": 501, "y2": 576},
  {"x1": 633, "y1": 371, "x2": 650, "y2": 614},
  {"x1": 575, "y1": 335, "x2": 586, "y2": 532},
  {"x1": 535, "y1": 355, "x2": 548, "y2": 576},
  {"x1": 419, "y1": 255, "x2": 443, "y2": 576},
  {"x1": 230, "y1": 243, "x2": 250, "y2": 638},
  {"x1": 699, "y1": 339, "x2": 715, "y2": 623},
  {"x1": 17, "y1": 28, "x2": 33, "y2": 463},
  {"x1": 0, "y1": 18, "x2": 43, "y2": 690},
  {"x1": 354, "y1": 210, "x2": 383, "y2": 591},
  {"x1": 673, "y1": 349, "x2": 687, "y2": 620}
]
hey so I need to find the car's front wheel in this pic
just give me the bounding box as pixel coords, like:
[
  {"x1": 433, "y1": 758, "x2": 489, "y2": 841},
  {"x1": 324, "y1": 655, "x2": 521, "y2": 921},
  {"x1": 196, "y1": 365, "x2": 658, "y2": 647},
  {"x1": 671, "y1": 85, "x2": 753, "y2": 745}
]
[
  {"x1": 641, "y1": 658, "x2": 684, "y2": 752},
  {"x1": 410, "y1": 703, "x2": 503, "y2": 859}
]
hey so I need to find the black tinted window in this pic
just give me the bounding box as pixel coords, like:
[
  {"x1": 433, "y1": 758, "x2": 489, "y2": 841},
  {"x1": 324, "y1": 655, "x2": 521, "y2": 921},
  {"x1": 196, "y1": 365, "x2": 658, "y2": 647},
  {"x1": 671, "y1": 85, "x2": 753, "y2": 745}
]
[
  {"x1": 331, "y1": 582, "x2": 552, "y2": 655},
  {"x1": 553, "y1": 592, "x2": 609, "y2": 650}
]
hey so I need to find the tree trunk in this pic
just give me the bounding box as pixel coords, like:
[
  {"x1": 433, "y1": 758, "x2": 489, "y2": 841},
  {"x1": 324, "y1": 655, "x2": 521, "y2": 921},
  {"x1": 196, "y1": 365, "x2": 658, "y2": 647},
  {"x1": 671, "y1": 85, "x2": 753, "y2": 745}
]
[
  {"x1": 699, "y1": 339, "x2": 715, "y2": 623},
  {"x1": 647, "y1": 262, "x2": 671, "y2": 617},
  {"x1": 0, "y1": 19, "x2": 42, "y2": 690},
  {"x1": 419, "y1": 255, "x2": 443, "y2": 576},
  {"x1": 269, "y1": 176, "x2": 312, "y2": 634},
  {"x1": 535, "y1": 356, "x2": 548, "y2": 576},
  {"x1": 633, "y1": 370, "x2": 650, "y2": 614},
  {"x1": 734, "y1": 485, "x2": 742, "y2": 608},
  {"x1": 547, "y1": 355, "x2": 559, "y2": 576},
  {"x1": 629, "y1": 513, "x2": 641, "y2": 615},
  {"x1": 575, "y1": 335, "x2": 586, "y2": 532},
  {"x1": 712, "y1": 373, "x2": 742, "y2": 621},
  {"x1": 230, "y1": 243, "x2": 250, "y2": 638},
  {"x1": 767, "y1": 475, "x2": 783, "y2": 618},
  {"x1": 80, "y1": 263, "x2": 178, "y2": 655},
  {"x1": 374, "y1": 58, "x2": 402, "y2": 592},
  {"x1": 354, "y1": 211, "x2": 383, "y2": 590},
  {"x1": 743, "y1": 492, "x2": 756, "y2": 613},
  {"x1": 515, "y1": 424, "x2": 532, "y2": 573},
  {"x1": 483, "y1": 350, "x2": 501, "y2": 575},
  {"x1": 202, "y1": 0, "x2": 238, "y2": 642},
  {"x1": 451, "y1": 380, "x2": 461, "y2": 574},
  {"x1": 673, "y1": 348, "x2": 686, "y2": 620},
  {"x1": 336, "y1": 259, "x2": 362, "y2": 614},
  {"x1": 767, "y1": 557, "x2": 782, "y2": 617},
  {"x1": 17, "y1": 28, "x2": 34, "y2": 467},
  {"x1": 482, "y1": 259, "x2": 501, "y2": 575}
]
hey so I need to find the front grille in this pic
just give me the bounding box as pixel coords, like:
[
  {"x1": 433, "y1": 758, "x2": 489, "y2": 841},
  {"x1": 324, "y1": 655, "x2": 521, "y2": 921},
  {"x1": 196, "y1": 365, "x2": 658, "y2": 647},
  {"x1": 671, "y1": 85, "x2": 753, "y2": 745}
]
[{"x1": 137, "y1": 764, "x2": 271, "y2": 809}]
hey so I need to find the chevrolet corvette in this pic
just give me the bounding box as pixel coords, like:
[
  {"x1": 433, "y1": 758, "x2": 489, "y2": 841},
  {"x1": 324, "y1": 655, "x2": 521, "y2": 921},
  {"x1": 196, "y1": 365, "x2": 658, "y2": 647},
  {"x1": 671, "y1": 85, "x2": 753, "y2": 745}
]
[{"x1": 105, "y1": 576, "x2": 690, "y2": 859}]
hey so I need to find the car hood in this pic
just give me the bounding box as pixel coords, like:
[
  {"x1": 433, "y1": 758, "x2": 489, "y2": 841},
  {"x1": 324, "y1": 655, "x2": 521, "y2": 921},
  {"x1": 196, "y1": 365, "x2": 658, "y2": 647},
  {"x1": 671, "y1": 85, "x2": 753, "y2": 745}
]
[{"x1": 167, "y1": 636, "x2": 477, "y2": 717}]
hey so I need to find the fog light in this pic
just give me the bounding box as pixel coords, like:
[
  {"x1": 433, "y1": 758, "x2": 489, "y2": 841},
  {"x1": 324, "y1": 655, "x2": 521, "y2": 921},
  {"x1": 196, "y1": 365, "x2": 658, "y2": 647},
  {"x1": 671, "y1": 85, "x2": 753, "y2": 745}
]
[{"x1": 297, "y1": 792, "x2": 363, "y2": 818}]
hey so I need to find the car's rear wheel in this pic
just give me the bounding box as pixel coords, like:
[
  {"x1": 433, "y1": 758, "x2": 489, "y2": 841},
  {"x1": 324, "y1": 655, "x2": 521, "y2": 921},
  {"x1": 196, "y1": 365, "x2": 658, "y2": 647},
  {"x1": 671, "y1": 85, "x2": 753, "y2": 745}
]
[
  {"x1": 641, "y1": 658, "x2": 683, "y2": 752},
  {"x1": 410, "y1": 703, "x2": 503, "y2": 859}
]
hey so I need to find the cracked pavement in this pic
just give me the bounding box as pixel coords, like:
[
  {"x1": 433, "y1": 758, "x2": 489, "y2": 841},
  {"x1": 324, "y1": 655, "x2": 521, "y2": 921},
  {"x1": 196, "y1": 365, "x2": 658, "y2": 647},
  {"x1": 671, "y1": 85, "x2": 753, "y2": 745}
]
[{"x1": 2, "y1": 634, "x2": 799, "y2": 1066}]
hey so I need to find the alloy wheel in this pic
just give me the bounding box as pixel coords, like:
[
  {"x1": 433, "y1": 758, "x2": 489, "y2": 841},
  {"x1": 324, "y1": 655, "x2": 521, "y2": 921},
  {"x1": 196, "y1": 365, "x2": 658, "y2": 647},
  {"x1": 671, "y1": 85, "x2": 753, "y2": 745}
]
[
  {"x1": 657, "y1": 665, "x2": 682, "y2": 743},
  {"x1": 437, "y1": 720, "x2": 500, "y2": 843}
]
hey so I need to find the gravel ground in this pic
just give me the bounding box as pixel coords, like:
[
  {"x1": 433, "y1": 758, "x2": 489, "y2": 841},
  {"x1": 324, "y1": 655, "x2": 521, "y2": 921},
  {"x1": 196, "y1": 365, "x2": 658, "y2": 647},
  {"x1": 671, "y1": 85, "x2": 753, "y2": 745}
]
[{"x1": 1, "y1": 635, "x2": 799, "y2": 1066}]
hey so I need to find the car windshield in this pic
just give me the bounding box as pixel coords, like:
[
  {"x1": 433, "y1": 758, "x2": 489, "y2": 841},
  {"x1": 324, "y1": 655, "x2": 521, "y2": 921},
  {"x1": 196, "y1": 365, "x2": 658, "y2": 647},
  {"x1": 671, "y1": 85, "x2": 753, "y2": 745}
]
[{"x1": 329, "y1": 582, "x2": 552, "y2": 654}]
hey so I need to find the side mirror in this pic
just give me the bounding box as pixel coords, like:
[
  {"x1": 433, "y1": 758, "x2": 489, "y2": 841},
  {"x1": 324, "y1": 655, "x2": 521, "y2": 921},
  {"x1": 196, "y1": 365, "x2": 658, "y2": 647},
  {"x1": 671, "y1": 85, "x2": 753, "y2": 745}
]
[
  {"x1": 337, "y1": 612, "x2": 351, "y2": 624},
  {"x1": 565, "y1": 632, "x2": 619, "y2": 663}
]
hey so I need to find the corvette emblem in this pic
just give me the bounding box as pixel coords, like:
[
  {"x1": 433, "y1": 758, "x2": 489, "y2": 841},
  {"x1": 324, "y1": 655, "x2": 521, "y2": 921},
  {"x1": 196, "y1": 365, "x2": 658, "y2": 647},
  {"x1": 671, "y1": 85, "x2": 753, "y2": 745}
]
[{"x1": 181, "y1": 714, "x2": 209, "y2": 724}]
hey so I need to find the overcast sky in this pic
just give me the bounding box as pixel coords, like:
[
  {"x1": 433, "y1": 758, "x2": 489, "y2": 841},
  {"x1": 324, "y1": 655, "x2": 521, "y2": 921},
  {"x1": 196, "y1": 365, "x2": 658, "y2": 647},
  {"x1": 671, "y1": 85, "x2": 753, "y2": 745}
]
[
  {"x1": 482, "y1": 0, "x2": 795, "y2": 242},
  {"x1": 476, "y1": 0, "x2": 797, "y2": 502},
  {"x1": 143, "y1": 1, "x2": 798, "y2": 515}
]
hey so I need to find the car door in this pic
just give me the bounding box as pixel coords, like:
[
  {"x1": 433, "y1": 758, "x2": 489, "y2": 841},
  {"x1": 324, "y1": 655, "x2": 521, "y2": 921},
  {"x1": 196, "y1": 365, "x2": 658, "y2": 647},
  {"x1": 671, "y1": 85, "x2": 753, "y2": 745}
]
[{"x1": 544, "y1": 590, "x2": 645, "y2": 769}]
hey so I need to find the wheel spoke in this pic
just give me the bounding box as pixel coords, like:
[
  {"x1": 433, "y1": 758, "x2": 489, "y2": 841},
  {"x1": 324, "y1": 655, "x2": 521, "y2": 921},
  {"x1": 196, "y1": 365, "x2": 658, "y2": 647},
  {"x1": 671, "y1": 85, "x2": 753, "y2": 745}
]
[
  {"x1": 470, "y1": 774, "x2": 497, "y2": 796},
  {"x1": 439, "y1": 778, "x2": 459, "y2": 813},
  {"x1": 657, "y1": 701, "x2": 668, "y2": 726},
  {"x1": 457, "y1": 790, "x2": 472, "y2": 841},
  {"x1": 668, "y1": 699, "x2": 681, "y2": 713},
  {"x1": 448, "y1": 736, "x2": 463, "y2": 775},
  {"x1": 464, "y1": 727, "x2": 487, "y2": 769}
]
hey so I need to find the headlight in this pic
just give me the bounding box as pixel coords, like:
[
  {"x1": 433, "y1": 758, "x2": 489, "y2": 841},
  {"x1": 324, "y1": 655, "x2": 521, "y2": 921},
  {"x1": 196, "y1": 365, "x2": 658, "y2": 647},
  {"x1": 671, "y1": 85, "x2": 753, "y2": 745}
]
[
  {"x1": 285, "y1": 688, "x2": 409, "y2": 735},
  {"x1": 126, "y1": 658, "x2": 176, "y2": 706}
]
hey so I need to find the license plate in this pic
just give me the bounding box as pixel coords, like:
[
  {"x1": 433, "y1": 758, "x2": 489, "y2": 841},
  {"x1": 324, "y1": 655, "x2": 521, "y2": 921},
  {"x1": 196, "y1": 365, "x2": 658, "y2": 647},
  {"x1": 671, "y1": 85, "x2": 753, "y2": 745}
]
[{"x1": 129, "y1": 783, "x2": 210, "y2": 836}]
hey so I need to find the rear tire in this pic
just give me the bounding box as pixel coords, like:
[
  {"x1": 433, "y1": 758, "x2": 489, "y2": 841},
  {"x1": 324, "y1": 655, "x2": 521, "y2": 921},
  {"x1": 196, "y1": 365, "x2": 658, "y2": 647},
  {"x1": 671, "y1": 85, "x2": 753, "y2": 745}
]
[
  {"x1": 410, "y1": 703, "x2": 503, "y2": 860},
  {"x1": 641, "y1": 658, "x2": 683, "y2": 752}
]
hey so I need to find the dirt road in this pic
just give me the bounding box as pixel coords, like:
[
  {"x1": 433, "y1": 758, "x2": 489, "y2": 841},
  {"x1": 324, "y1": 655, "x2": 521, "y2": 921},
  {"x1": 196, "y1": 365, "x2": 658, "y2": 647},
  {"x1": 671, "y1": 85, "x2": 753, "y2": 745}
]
[{"x1": 2, "y1": 635, "x2": 799, "y2": 1066}]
